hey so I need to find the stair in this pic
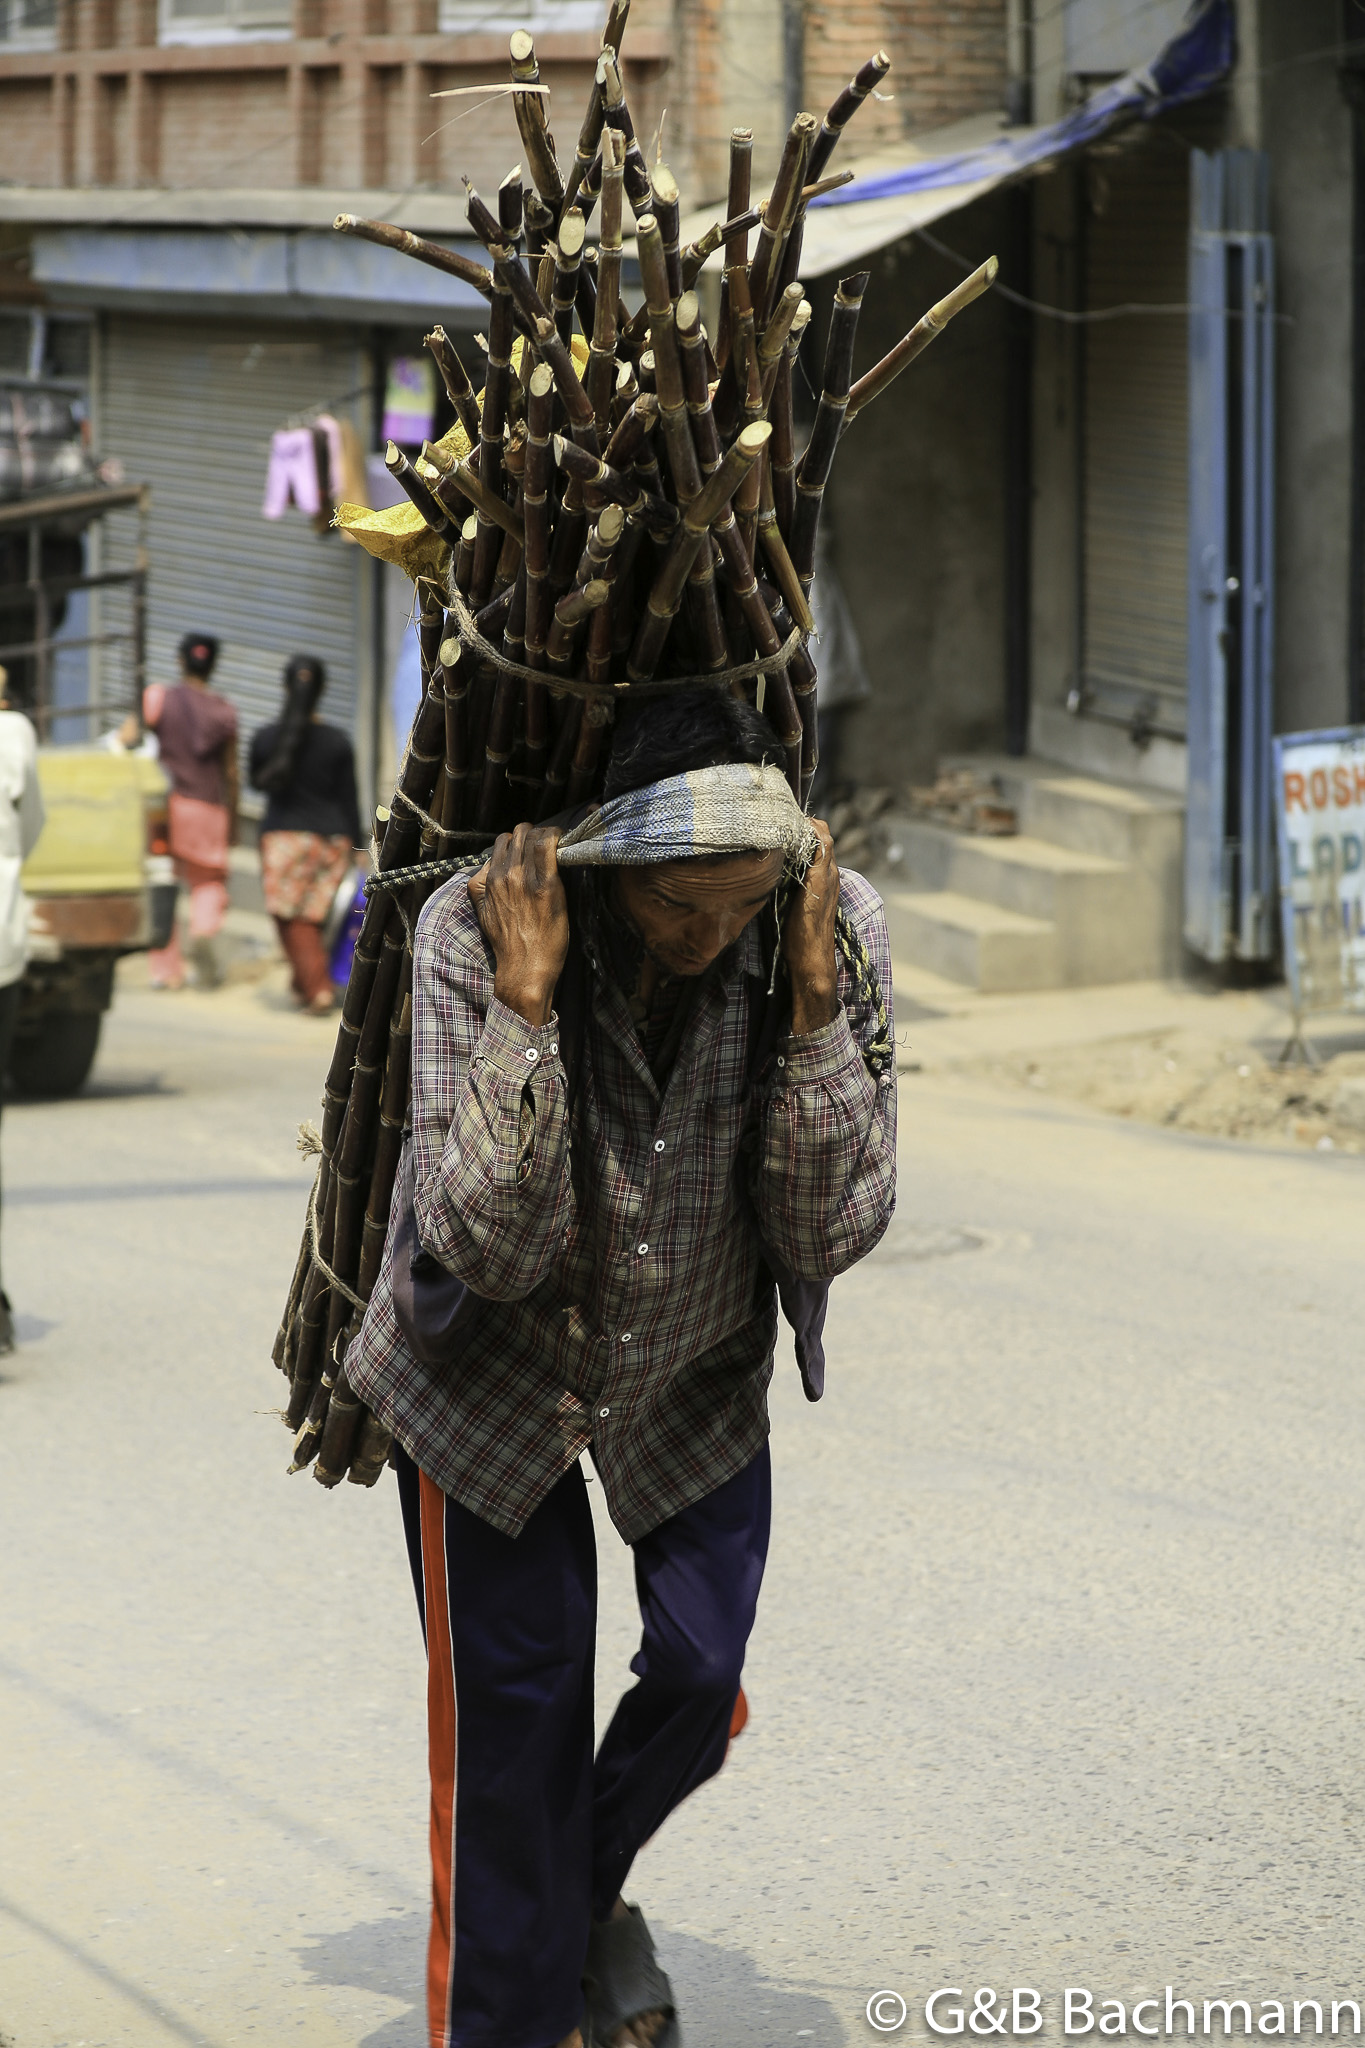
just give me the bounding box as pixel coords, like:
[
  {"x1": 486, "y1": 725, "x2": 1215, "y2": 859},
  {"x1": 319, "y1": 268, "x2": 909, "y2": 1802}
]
[{"x1": 871, "y1": 757, "x2": 1184, "y2": 993}]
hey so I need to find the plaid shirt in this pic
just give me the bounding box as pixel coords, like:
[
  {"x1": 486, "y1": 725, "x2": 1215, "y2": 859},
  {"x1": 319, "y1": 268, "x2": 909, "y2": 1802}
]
[{"x1": 347, "y1": 868, "x2": 897, "y2": 1541}]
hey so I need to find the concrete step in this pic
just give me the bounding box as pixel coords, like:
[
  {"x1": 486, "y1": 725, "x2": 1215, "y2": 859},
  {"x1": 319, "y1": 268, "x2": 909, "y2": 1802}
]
[
  {"x1": 943, "y1": 752, "x2": 1183, "y2": 867},
  {"x1": 882, "y1": 889, "x2": 1060, "y2": 994}
]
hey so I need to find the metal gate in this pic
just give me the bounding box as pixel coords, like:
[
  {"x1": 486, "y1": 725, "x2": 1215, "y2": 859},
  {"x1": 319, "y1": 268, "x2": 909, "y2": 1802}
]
[
  {"x1": 1082, "y1": 136, "x2": 1190, "y2": 741},
  {"x1": 1184, "y1": 148, "x2": 1276, "y2": 964},
  {"x1": 93, "y1": 315, "x2": 371, "y2": 785}
]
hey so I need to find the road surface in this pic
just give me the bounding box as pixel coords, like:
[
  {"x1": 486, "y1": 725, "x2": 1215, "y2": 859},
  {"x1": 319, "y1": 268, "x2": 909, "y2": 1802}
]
[{"x1": 2, "y1": 970, "x2": 1363, "y2": 2047}]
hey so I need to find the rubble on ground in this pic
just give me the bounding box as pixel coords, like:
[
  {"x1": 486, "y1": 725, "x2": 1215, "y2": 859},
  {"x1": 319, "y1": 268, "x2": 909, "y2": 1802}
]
[{"x1": 968, "y1": 1030, "x2": 1365, "y2": 1154}]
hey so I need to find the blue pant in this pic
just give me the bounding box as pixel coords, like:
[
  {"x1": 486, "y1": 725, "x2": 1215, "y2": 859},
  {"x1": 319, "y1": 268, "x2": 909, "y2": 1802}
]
[{"x1": 394, "y1": 1443, "x2": 772, "y2": 2048}]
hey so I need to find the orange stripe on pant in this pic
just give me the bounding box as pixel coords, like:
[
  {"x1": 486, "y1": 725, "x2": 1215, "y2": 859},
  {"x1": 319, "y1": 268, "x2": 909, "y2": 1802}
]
[{"x1": 418, "y1": 1468, "x2": 459, "y2": 2048}]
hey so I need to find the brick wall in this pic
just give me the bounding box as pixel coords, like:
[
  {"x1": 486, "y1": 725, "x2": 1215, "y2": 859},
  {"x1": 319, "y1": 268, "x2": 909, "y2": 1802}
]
[
  {"x1": 806, "y1": 0, "x2": 1007, "y2": 152},
  {"x1": 0, "y1": 0, "x2": 672, "y2": 199}
]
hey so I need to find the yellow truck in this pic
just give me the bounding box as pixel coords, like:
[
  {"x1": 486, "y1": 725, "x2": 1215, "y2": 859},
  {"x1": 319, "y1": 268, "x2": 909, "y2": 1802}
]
[
  {"x1": 0, "y1": 476, "x2": 160, "y2": 1095},
  {"x1": 16, "y1": 746, "x2": 171, "y2": 1095}
]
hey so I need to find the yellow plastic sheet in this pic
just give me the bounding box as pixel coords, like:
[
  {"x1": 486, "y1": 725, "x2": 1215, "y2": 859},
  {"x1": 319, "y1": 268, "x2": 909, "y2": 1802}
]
[{"x1": 333, "y1": 335, "x2": 588, "y2": 583}]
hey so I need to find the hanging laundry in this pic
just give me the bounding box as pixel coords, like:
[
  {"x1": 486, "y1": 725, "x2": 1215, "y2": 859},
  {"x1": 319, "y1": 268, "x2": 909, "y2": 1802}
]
[
  {"x1": 381, "y1": 357, "x2": 435, "y2": 447},
  {"x1": 263, "y1": 427, "x2": 321, "y2": 520},
  {"x1": 263, "y1": 415, "x2": 346, "y2": 523}
]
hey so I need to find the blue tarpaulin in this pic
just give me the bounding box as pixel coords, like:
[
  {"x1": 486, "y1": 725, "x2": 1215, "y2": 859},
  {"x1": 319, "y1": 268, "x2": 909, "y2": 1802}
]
[{"x1": 812, "y1": 0, "x2": 1234, "y2": 211}]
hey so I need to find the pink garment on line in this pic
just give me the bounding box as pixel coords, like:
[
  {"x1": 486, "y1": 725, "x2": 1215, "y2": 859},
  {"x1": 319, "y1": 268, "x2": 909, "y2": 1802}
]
[{"x1": 262, "y1": 416, "x2": 344, "y2": 520}]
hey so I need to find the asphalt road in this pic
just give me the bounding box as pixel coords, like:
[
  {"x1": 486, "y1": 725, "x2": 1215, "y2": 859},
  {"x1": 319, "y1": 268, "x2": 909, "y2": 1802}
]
[{"x1": 2, "y1": 971, "x2": 1363, "y2": 2048}]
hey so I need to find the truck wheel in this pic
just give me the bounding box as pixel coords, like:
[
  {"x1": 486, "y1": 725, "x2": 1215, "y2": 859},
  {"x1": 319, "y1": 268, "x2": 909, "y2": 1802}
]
[{"x1": 9, "y1": 1012, "x2": 103, "y2": 1098}]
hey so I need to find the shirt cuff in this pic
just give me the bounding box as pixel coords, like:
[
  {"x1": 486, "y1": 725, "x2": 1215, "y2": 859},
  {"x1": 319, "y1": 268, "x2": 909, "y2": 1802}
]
[
  {"x1": 473, "y1": 997, "x2": 563, "y2": 1081},
  {"x1": 774, "y1": 1005, "x2": 855, "y2": 1085}
]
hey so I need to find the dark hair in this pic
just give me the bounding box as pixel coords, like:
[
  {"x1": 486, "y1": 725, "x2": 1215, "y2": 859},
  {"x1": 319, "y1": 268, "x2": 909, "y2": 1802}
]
[
  {"x1": 603, "y1": 689, "x2": 784, "y2": 800},
  {"x1": 179, "y1": 632, "x2": 220, "y2": 680},
  {"x1": 254, "y1": 654, "x2": 327, "y2": 799}
]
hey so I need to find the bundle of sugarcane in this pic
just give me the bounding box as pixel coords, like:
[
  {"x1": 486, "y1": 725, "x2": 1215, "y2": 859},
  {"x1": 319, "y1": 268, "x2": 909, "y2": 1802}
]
[{"x1": 272, "y1": 0, "x2": 997, "y2": 1487}]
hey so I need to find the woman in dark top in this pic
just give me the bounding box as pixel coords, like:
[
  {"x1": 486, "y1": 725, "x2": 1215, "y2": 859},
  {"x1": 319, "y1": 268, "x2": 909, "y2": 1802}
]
[{"x1": 249, "y1": 655, "x2": 363, "y2": 1015}]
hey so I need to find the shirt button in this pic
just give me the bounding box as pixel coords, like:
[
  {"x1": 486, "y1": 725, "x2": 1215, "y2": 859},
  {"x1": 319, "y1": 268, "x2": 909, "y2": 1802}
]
[
  {"x1": 637, "y1": 1242, "x2": 649, "y2": 1256},
  {"x1": 776, "y1": 1054, "x2": 786, "y2": 1068},
  {"x1": 525, "y1": 1046, "x2": 539, "y2": 1062},
  {"x1": 654, "y1": 1139, "x2": 666, "y2": 1153},
  {"x1": 620, "y1": 1331, "x2": 632, "y2": 1343},
  {"x1": 599, "y1": 1405, "x2": 611, "y2": 1418},
  {"x1": 549, "y1": 1040, "x2": 559, "y2": 1055}
]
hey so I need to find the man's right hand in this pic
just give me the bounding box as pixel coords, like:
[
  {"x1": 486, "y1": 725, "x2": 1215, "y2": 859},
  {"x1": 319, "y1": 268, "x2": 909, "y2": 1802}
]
[{"x1": 467, "y1": 822, "x2": 569, "y2": 1029}]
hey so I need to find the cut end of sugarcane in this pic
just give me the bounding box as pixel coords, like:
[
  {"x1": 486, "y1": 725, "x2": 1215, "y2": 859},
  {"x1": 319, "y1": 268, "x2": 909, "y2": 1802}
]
[
  {"x1": 558, "y1": 208, "x2": 586, "y2": 258},
  {"x1": 929, "y1": 255, "x2": 998, "y2": 328},
  {"x1": 334, "y1": 213, "x2": 357, "y2": 233},
  {"x1": 384, "y1": 441, "x2": 401, "y2": 469},
  {"x1": 509, "y1": 26, "x2": 534, "y2": 62}
]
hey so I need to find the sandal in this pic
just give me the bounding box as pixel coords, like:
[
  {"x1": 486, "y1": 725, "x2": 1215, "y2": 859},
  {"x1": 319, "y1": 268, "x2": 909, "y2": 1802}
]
[{"x1": 582, "y1": 1905, "x2": 682, "y2": 2048}]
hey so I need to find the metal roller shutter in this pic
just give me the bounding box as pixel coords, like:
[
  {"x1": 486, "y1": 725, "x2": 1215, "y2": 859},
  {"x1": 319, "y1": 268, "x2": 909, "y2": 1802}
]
[
  {"x1": 1082, "y1": 137, "x2": 1190, "y2": 739},
  {"x1": 95, "y1": 315, "x2": 370, "y2": 782}
]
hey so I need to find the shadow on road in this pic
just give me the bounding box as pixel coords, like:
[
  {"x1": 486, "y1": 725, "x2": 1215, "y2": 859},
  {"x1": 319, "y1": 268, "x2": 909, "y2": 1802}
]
[
  {"x1": 295, "y1": 1914, "x2": 847, "y2": 2048},
  {"x1": 295, "y1": 1911, "x2": 424, "y2": 2045},
  {"x1": 653, "y1": 1926, "x2": 848, "y2": 2047}
]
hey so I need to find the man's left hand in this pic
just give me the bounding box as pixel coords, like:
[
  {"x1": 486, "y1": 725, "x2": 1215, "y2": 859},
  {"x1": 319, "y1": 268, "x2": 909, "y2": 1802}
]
[{"x1": 783, "y1": 818, "x2": 840, "y2": 1036}]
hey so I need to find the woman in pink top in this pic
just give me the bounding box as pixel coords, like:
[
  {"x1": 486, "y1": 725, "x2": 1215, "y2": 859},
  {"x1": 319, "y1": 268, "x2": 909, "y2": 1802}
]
[{"x1": 143, "y1": 633, "x2": 238, "y2": 989}]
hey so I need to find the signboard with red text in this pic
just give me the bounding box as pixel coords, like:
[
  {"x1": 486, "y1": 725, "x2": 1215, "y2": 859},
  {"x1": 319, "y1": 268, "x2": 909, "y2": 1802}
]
[{"x1": 1273, "y1": 725, "x2": 1365, "y2": 1017}]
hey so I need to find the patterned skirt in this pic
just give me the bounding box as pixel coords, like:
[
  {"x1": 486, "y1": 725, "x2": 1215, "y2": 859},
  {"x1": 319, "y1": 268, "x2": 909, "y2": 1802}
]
[{"x1": 260, "y1": 830, "x2": 353, "y2": 923}]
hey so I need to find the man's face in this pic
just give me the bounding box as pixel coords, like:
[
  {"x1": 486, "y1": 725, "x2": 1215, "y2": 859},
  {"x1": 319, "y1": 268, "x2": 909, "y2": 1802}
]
[{"x1": 614, "y1": 850, "x2": 784, "y2": 978}]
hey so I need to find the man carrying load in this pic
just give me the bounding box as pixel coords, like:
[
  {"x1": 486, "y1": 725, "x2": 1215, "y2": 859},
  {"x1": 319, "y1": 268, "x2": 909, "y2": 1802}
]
[{"x1": 348, "y1": 687, "x2": 898, "y2": 2048}]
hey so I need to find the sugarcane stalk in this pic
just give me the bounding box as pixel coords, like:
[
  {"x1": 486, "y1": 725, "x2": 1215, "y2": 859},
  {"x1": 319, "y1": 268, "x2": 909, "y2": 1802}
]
[
  {"x1": 587, "y1": 131, "x2": 624, "y2": 436},
  {"x1": 547, "y1": 577, "x2": 610, "y2": 674},
  {"x1": 509, "y1": 29, "x2": 565, "y2": 214},
  {"x1": 385, "y1": 443, "x2": 456, "y2": 539},
  {"x1": 715, "y1": 127, "x2": 754, "y2": 374},
  {"x1": 596, "y1": 51, "x2": 652, "y2": 215},
  {"x1": 550, "y1": 209, "x2": 587, "y2": 347},
  {"x1": 611, "y1": 358, "x2": 640, "y2": 425},
  {"x1": 844, "y1": 257, "x2": 998, "y2": 426},
  {"x1": 713, "y1": 514, "x2": 803, "y2": 794},
  {"x1": 464, "y1": 183, "x2": 516, "y2": 604},
  {"x1": 676, "y1": 290, "x2": 722, "y2": 479},
  {"x1": 523, "y1": 363, "x2": 556, "y2": 674},
  {"x1": 346, "y1": 1412, "x2": 393, "y2": 1488},
  {"x1": 760, "y1": 576, "x2": 821, "y2": 803},
  {"x1": 758, "y1": 282, "x2": 805, "y2": 405},
  {"x1": 806, "y1": 49, "x2": 892, "y2": 185},
  {"x1": 554, "y1": 436, "x2": 678, "y2": 532},
  {"x1": 635, "y1": 215, "x2": 701, "y2": 511},
  {"x1": 627, "y1": 421, "x2": 771, "y2": 682},
  {"x1": 538, "y1": 695, "x2": 584, "y2": 818},
  {"x1": 493, "y1": 424, "x2": 528, "y2": 593},
  {"x1": 334, "y1": 214, "x2": 492, "y2": 298},
  {"x1": 650, "y1": 161, "x2": 683, "y2": 301},
  {"x1": 425, "y1": 326, "x2": 483, "y2": 449},
  {"x1": 453, "y1": 513, "x2": 478, "y2": 596},
  {"x1": 768, "y1": 303, "x2": 807, "y2": 542},
  {"x1": 567, "y1": 697, "x2": 613, "y2": 805},
  {"x1": 433, "y1": 453, "x2": 525, "y2": 546},
  {"x1": 560, "y1": 37, "x2": 609, "y2": 220},
  {"x1": 789, "y1": 269, "x2": 871, "y2": 592}
]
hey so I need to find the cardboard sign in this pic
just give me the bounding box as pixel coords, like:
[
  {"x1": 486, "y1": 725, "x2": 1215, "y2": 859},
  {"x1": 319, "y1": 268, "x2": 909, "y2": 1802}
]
[{"x1": 1273, "y1": 724, "x2": 1365, "y2": 1016}]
